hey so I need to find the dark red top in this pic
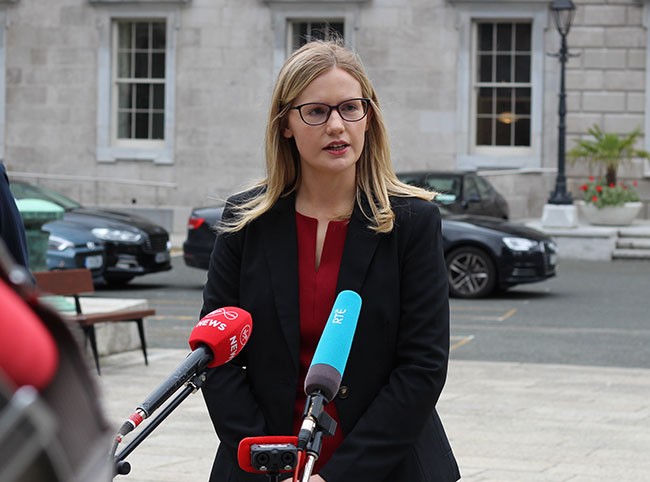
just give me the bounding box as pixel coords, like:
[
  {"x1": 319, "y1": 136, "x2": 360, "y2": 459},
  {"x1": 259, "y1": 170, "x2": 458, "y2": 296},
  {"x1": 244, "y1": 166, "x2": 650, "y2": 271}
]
[{"x1": 293, "y1": 211, "x2": 348, "y2": 474}]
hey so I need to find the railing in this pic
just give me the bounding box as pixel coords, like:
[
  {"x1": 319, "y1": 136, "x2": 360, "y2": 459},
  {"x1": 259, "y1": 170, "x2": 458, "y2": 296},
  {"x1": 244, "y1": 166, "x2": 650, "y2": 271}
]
[{"x1": 7, "y1": 171, "x2": 177, "y2": 207}]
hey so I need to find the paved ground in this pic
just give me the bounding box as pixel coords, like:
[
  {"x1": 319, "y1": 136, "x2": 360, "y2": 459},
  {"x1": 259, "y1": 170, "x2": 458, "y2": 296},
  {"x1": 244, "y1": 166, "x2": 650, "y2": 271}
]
[{"x1": 97, "y1": 348, "x2": 650, "y2": 482}]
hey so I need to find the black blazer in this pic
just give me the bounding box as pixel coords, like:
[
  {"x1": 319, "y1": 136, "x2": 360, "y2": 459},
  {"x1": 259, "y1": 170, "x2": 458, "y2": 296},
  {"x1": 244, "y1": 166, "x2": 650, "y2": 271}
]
[{"x1": 201, "y1": 191, "x2": 460, "y2": 482}]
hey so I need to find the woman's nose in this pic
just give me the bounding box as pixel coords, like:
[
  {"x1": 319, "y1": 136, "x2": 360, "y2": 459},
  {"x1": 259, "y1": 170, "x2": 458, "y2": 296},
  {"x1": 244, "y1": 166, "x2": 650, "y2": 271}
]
[{"x1": 326, "y1": 108, "x2": 345, "y2": 132}]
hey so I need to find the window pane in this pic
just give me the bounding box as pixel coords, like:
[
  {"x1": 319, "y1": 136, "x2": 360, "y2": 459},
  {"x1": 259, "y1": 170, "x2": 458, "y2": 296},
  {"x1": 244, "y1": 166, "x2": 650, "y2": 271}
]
[
  {"x1": 152, "y1": 114, "x2": 164, "y2": 139},
  {"x1": 515, "y1": 87, "x2": 531, "y2": 115},
  {"x1": 117, "y1": 53, "x2": 131, "y2": 78},
  {"x1": 477, "y1": 87, "x2": 493, "y2": 114},
  {"x1": 496, "y1": 87, "x2": 512, "y2": 114},
  {"x1": 151, "y1": 53, "x2": 165, "y2": 79},
  {"x1": 118, "y1": 84, "x2": 132, "y2": 109},
  {"x1": 153, "y1": 84, "x2": 165, "y2": 109},
  {"x1": 514, "y1": 54, "x2": 530, "y2": 83},
  {"x1": 135, "y1": 84, "x2": 150, "y2": 109},
  {"x1": 496, "y1": 24, "x2": 512, "y2": 51},
  {"x1": 495, "y1": 120, "x2": 511, "y2": 146},
  {"x1": 515, "y1": 23, "x2": 531, "y2": 51},
  {"x1": 478, "y1": 55, "x2": 492, "y2": 82},
  {"x1": 514, "y1": 118, "x2": 530, "y2": 146},
  {"x1": 135, "y1": 53, "x2": 149, "y2": 78},
  {"x1": 135, "y1": 23, "x2": 150, "y2": 50},
  {"x1": 478, "y1": 23, "x2": 493, "y2": 51},
  {"x1": 291, "y1": 20, "x2": 344, "y2": 51},
  {"x1": 476, "y1": 118, "x2": 492, "y2": 145},
  {"x1": 496, "y1": 54, "x2": 511, "y2": 82},
  {"x1": 151, "y1": 23, "x2": 166, "y2": 49},
  {"x1": 135, "y1": 113, "x2": 149, "y2": 138},
  {"x1": 118, "y1": 112, "x2": 131, "y2": 138},
  {"x1": 118, "y1": 24, "x2": 132, "y2": 49}
]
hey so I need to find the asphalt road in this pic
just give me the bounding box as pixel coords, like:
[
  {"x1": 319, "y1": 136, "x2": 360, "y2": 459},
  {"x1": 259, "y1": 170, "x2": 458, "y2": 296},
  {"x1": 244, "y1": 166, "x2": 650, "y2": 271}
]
[{"x1": 95, "y1": 256, "x2": 650, "y2": 369}]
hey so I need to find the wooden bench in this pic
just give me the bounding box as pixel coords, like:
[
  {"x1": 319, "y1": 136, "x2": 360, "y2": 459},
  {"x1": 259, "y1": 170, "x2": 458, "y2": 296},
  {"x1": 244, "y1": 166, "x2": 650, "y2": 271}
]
[{"x1": 32, "y1": 268, "x2": 154, "y2": 375}]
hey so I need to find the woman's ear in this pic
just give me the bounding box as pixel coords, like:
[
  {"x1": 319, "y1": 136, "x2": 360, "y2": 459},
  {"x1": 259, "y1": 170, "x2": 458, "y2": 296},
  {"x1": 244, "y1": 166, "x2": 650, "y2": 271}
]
[
  {"x1": 365, "y1": 108, "x2": 373, "y2": 131},
  {"x1": 283, "y1": 127, "x2": 294, "y2": 139}
]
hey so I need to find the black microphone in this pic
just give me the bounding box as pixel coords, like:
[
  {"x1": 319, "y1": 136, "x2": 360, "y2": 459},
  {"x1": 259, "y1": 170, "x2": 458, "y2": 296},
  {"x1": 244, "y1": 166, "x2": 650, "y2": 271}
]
[
  {"x1": 297, "y1": 290, "x2": 362, "y2": 452},
  {"x1": 117, "y1": 307, "x2": 252, "y2": 437}
]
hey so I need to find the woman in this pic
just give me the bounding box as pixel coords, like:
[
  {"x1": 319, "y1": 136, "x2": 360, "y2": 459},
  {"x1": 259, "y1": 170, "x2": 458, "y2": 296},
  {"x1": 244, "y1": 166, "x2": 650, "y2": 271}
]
[{"x1": 200, "y1": 39, "x2": 460, "y2": 482}]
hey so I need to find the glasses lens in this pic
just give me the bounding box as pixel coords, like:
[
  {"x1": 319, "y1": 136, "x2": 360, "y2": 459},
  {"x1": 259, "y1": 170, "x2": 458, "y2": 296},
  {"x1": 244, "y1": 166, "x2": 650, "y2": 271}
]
[
  {"x1": 300, "y1": 104, "x2": 330, "y2": 125},
  {"x1": 338, "y1": 99, "x2": 368, "y2": 122}
]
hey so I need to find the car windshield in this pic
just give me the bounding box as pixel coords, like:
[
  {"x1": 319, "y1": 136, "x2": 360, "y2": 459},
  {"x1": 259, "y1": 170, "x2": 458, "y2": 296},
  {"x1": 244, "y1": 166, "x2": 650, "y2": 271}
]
[
  {"x1": 10, "y1": 182, "x2": 81, "y2": 210},
  {"x1": 424, "y1": 176, "x2": 460, "y2": 197}
]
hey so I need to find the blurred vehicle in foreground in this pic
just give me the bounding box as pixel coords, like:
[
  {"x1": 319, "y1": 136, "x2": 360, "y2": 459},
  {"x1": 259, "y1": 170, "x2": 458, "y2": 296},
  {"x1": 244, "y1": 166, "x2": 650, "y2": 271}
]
[
  {"x1": 11, "y1": 181, "x2": 171, "y2": 285},
  {"x1": 397, "y1": 170, "x2": 510, "y2": 220},
  {"x1": 183, "y1": 203, "x2": 556, "y2": 299}
]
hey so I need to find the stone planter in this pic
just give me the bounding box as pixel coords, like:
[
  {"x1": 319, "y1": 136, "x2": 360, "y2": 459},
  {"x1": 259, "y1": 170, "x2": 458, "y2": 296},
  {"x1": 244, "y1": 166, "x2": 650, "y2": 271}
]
[{"x1": 578, "y1": 201, "x2": 643, "y2": 226}]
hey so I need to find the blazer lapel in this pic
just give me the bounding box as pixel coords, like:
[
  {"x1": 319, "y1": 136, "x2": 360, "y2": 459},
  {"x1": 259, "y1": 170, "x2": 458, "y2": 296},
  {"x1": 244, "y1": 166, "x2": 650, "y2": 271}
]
[
  {"x1": 337, "y1": 195, "x2": 381, "y2": 295},
  {"x1": 260, "y1": 193, "x2": 301, "y2": 372}
]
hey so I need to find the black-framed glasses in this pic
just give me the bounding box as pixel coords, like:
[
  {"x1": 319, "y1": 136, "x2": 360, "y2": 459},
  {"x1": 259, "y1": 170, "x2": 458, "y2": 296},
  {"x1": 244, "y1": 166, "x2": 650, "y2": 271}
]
[{"x1": 291, "y1": 98, "x2": 371, "y2": 126}]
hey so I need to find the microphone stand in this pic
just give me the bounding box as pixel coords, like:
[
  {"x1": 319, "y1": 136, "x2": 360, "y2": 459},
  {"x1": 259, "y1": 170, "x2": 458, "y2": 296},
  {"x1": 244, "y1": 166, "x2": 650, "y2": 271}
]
[
  {"x1": 298, "y1": 393, "x2": 336, "y2": 482},
  {"x1": 113, "y1": 371, "x2": 207, "y2": 476}
]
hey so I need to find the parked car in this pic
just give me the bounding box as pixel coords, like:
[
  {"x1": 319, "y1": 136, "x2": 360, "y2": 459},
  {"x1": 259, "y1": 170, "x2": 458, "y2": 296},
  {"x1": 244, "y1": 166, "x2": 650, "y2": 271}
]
[
  {"x1": 397, "y1": 170, "x2": 510, "y2": 219},
  {"x1": 10, "y1": 181, "x2": 172, "y2": 285},
  {"x1": 182, "y1": 204, "x2": 556, "y2": 299}
]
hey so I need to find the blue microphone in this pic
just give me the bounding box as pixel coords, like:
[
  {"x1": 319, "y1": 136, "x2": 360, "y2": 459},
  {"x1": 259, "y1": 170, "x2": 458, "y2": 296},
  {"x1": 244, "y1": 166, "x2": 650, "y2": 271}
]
[
  {"x1": 298, "y1": 290, "x2": 362, "y2": 456},
  {"x1": 304, "y1": 290, "x2": 362, "y2": 402}
]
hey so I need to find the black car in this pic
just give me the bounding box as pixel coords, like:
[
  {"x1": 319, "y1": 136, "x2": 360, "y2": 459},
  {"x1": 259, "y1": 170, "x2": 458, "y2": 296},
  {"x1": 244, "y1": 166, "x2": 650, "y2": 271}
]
[
  {"x1": 397, "y1": 170, "x2": 510, "y2": 220},
  {"x1": 182, "y1": 204, "x2": 556, "y2": 299},
  {"x1": 11, "y1": 181, "x2": 172, "y2": 285}
]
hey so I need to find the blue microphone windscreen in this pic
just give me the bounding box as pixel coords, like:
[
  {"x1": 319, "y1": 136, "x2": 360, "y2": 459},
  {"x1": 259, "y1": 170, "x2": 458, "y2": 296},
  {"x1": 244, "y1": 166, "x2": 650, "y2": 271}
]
[{"x1": 309, "y1": 290, "x2": 362, "y2": 378}]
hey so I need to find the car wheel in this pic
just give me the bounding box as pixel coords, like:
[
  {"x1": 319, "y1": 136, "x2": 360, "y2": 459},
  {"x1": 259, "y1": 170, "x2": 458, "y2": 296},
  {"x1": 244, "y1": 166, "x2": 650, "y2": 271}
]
[{"x1": 446, "y1": 246, "x2": 497, "y2": 299}]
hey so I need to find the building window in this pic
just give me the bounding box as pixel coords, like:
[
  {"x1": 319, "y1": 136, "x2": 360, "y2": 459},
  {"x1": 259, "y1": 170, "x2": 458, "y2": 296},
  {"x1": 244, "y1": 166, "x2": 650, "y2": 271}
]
[
  {"x1": 475, "y1": 21, "x2": 532, "y2": 148},
  {"x1": 267, "y1": 4, "x2": 362, "y2": 74},
  {"x1": 115, "y1": 21, "x2": 166, "y2": 143},
  {"x1": 288, "y1": 20, "x2": 344, "y2": 52},
  {"x1": 455, "y1": 5, "x2": 546, "y2": 170},
  {"x1": 95, "y1": 6, "x2": 179, "y2": 165}
]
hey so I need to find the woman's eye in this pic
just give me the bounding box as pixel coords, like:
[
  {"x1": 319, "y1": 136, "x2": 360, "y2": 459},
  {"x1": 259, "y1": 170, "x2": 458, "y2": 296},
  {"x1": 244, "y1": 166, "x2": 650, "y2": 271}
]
[
  {"x1": 306, "y1": 105, "x2": 327, "y2": 116},
  {"x1": 341, "y1": 102, "x2": 360, "y2": 113}
]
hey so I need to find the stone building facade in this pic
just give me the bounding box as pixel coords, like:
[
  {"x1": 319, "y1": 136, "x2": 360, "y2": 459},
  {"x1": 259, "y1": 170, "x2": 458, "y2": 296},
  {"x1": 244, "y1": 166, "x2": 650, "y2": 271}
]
[{"x1": 1, "y1": 0, "x2": 649, "y2": 234}]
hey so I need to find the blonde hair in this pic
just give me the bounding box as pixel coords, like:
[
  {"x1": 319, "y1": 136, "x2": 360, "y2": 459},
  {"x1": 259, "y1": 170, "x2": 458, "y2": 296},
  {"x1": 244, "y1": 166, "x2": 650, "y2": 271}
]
[{"x1": 223, "y1": 39, "x2": 434, "y2": 234}]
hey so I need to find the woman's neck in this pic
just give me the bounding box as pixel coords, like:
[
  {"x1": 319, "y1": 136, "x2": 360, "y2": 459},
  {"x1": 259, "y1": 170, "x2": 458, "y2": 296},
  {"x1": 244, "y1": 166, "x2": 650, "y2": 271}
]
[{"x1": 296, "y1": 175, "x2": 356, "y2": 221}]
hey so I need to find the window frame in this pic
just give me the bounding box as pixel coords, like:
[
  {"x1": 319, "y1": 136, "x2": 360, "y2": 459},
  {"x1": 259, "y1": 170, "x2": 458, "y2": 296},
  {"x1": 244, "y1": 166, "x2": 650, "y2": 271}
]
[
  {"x1": 266, "y1": 2, "x2": 363, "y2": 74},
  {"x1": 95, "y1": 6, "x2": 179, "y2": 164},
  {"x1": 473, "y1": 21, "x2": 533, "y2": 151},
  {"x1": 455, "y1": 4, "x2": 548, "y2": 170}
]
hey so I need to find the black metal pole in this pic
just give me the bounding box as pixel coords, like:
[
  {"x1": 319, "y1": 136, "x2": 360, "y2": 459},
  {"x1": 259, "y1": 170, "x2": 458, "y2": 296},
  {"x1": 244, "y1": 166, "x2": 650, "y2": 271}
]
[{"x1": 548, "y1": 31, "x2": 573, "y2": 205}]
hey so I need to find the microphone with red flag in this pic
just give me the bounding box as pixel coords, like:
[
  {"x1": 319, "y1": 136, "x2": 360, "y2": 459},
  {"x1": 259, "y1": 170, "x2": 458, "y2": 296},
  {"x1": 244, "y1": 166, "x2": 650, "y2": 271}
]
[{"x1": 116, "y1": 307, "x2": 252, "y2": 439}]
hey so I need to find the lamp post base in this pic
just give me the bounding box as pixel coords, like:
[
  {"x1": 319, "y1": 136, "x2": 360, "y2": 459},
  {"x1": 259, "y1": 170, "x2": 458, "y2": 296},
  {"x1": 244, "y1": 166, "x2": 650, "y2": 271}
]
[{"x1": 541, "y1": 203, "x2": 578, "y2": 228}]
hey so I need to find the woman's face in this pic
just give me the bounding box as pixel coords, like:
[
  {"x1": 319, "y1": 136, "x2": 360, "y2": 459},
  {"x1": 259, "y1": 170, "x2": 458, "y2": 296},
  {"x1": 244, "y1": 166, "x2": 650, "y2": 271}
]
[{"x1": 283, "y1": 67, "x2": 369, "y2": 181}]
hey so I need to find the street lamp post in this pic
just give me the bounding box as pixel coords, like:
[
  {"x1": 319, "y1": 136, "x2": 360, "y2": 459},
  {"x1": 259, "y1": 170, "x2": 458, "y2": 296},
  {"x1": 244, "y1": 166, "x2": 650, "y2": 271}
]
[{"x1": 547, "y1": 0, "x2": 576, "y2": 205}]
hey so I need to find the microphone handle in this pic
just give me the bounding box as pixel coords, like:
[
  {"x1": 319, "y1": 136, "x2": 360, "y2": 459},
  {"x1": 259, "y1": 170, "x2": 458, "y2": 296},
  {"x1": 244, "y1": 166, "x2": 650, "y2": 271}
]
[{"x1": 137, "y1": 345, "x2": 212, "y2": 416}]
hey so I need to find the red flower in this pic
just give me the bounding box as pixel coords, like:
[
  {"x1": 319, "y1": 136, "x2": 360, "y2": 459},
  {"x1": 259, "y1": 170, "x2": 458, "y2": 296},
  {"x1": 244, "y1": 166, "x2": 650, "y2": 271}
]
[
  {"x1": 580, "y1": 184, "x2": 588, "y2": 191},
  {"x1": 609, "y1": 183, "x2": 615, "y2": 188},
  {"x1": 589, "y1": 176, "x2": 595, "y2": 182},
  {"x1": 591, "y1": 195, "x2": 599, "y2": 203},
  {"x1": 596, "y1": 185, "x2": 603, "y2": 193},
  {"x1": 633, "y1": 180, "x2": 639, "y2": 187}
]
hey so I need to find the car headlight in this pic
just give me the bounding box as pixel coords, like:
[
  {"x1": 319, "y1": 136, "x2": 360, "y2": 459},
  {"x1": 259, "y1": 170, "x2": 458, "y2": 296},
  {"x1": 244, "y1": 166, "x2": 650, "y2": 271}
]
[
  {"x1": 503, "y1": 237, "x2": 539, "y2": 252},
  {"x1": 92, "y1": 228, "x2": 142, "y2": 243},
  {"x1": 49, "y1": 235, "x2": 75, "y2": 251}
]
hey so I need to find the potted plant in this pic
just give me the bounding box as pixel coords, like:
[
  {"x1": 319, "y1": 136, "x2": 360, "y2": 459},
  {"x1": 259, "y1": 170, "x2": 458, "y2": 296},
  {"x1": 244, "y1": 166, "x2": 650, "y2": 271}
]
[{"x1": 568, "y1": 125, "x2": 648, "y2": 225}]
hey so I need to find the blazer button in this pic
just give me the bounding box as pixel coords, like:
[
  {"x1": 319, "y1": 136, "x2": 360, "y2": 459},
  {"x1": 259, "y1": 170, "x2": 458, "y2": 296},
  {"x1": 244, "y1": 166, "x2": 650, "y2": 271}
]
[{"x1": 338, "y1": 385, "x2": 350, "y2": 399}]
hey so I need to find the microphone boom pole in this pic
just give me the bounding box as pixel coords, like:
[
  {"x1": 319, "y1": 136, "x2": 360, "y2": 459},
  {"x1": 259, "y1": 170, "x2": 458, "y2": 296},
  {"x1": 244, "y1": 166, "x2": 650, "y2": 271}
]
[{"x1": 114, "y1": 370, "x2": 208, "y2": 475}]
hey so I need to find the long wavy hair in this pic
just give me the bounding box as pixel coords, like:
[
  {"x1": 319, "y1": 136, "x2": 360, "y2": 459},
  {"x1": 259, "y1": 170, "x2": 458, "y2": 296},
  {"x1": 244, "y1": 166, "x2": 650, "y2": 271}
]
[{"x1": 222, "y1": 39, "x2": 434, "y2": 234}]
